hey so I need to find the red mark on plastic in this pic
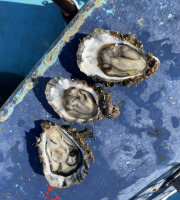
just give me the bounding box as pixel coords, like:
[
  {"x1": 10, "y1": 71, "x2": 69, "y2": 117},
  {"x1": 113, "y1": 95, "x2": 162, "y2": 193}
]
[
  {"x1": 51, "y1": 195, "x2": 60, "y2": 200},
  {"x1": 45, "y1": 186, "x2": 60, "y2": 200},
  {"x1": 48, "y1": 186, "x2": 53, "y2": 191}
]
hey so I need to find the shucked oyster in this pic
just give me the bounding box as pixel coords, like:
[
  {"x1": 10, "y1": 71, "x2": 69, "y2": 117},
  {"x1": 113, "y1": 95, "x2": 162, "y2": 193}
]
[
  {"x1": 45, "y1": 77, "x2": 119, "y2": 123},
  {"x1": 77, "y1": 28, "x2": 160, "y2": 87},
  {"x1": 37, "y1": 121, "x2": 94, "y2": 188}
]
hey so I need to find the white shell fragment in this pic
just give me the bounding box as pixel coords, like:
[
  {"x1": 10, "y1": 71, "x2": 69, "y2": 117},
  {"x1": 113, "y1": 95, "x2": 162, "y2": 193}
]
[
  {"x1": 45, "y1": 78, "x2": 120, "y2": 123},
  {"x1": 77, "y1": 28, "x2": 160, "y2": 86},
  {"x1": 37, "y1": 121, "x2": 94, "y2": 188}
]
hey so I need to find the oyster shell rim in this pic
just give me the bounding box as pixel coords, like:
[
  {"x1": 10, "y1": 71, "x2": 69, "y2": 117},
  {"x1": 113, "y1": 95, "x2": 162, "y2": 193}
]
[
  {"x1": 77, "y1": 28, "x2": 160, "y2": 87},
  {"x1": 45, "y1": 77, "x2": 102, "y2": 124},
  {"x1": 36, "y1": 121, "x2": 90, "y2": 188}
]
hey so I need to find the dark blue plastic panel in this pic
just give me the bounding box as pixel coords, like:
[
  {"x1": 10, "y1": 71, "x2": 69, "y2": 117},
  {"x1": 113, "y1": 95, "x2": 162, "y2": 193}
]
[{"x1": 0, "y1": 0, "x2": 180, "y2": 199}]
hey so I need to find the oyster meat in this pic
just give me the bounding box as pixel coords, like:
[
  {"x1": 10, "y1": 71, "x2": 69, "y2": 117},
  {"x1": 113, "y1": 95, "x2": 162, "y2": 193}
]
[
  {"x1": 45, "y1": 77, "x2": 119, "y2": 123},
  {"x1": 37, "y1": 121, "x2": 94, "y2": 188},
  {"x1": 77, "y1": 28, "x2": 160, "y2": 86}
]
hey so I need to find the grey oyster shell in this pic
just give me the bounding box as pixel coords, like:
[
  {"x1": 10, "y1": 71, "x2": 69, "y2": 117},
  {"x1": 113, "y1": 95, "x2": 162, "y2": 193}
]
[
  {"x1": 45, "y1": 77, "x2": 120, "y2": 123},
  {"x1": 77, "y1": 28, "x2": 160, "y2": 87},
  {"x1": 36, "y1": 121, "x2": 94, "y2": 188}
]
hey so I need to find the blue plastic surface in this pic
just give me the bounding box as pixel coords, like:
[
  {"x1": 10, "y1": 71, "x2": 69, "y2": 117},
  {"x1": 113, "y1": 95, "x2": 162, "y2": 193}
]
[
  {"x1": 0, "y1": 0, "x2": 64, "y2": 76},
  {"x1": 169, "y1": 192, "x2": 180, "y2": 200},
  {"x1": 0, "y1": 0, "x2": 89, "y2": 77},
  {"x1": 0, "y1": 0, "x2": 180, "y2": 199}
]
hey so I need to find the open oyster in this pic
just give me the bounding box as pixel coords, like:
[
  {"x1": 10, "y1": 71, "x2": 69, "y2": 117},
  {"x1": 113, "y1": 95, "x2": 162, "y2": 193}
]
[
  {"x1": 37, "y1": 121, "x2": 94, "y2": 188},
  {"x1": 77, "y1": 28, "x2": 160, "y2": 87},
  {"x1": 45, "y1": 77, "x2": 119, "y2": 123}
]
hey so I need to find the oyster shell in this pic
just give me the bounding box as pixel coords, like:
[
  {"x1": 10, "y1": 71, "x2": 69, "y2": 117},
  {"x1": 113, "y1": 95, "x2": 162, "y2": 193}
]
[
  {"x1": 45, "y1": 77, "x2": 119, "y2": 123},
  {"x1": 77, "y1": 28, "x2": 160, "y2": 87},
  {"x1": 37, "y1": 121, "x2": 94, "y2": 188}
]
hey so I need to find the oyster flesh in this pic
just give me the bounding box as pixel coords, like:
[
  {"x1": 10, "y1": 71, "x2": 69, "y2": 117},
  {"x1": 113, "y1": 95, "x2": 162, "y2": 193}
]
[
  {"x1": 37, "y1": 121, "x2": 95, "y2": 188},
  {"x1": 45, "y1": 77, "x2": 120, "y2": 123},
  {"x1": 77, "y1": 28, "x2": 160, "y2": 87}
]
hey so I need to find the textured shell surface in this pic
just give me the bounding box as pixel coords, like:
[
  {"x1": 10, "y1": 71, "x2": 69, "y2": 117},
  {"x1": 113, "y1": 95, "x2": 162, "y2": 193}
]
[
  {"x1": 45, "y1": 78, "x2": 101, "y2": 123},
  {"x1": 45, "y1": 78, "x2": 120, "y2": 123},
  {"x1": 77, "y1": 28, "x2": 160, "y2": 86},
  {"x1": 37, "y1": 121, "x2": 94, "y2": 188}
]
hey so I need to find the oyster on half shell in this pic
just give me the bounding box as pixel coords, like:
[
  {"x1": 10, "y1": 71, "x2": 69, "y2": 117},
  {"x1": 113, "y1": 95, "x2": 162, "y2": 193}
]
[
  {"x1": 45, "y1": 77, "x2": 120, "y2": 123},
  {"x1": 37, "y1": 121, "x2": 94, "y2": 188},
  {"x1": 77, "y1": 28, "x2": 160, "y2": 87}
]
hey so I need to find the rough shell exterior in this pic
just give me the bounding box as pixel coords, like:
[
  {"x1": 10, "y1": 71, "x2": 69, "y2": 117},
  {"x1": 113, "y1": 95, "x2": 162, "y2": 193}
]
[
  {"x1": 45, "y1": 78, "x2": 120, "y2": 123},
  {"x1": 77, "y1": 28, "x2": 160, "y2": 87},
  {"x1": 36, "y1": 121, "x2": 94, "y2": 188}
]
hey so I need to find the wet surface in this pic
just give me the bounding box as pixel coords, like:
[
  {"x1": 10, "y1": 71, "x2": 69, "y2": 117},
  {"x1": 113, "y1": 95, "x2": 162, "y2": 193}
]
[{"x1": 0, "y1": 0, "x2": 180, "y2": 199}]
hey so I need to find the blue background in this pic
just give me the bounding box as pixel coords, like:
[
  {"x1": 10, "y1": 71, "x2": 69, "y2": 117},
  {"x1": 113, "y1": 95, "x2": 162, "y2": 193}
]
[
  {"x1": 0, "y1": 0, "x2": 180, "y2": 199},
  {"x1": 170, "y1": 193, "x2": 180, "y2": 200}
]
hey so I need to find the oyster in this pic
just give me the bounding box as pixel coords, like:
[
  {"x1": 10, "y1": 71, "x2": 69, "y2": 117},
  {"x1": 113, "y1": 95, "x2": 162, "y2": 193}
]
[
  {"x1": 77, "y1": 28, "x2": 160, "y2": 87},
  {"x1": 45, "y1": 77, "x2": 119, "y2": 123},
  {"x1": 37, "y1": 121, "x2": 95, "y2": 188}
]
